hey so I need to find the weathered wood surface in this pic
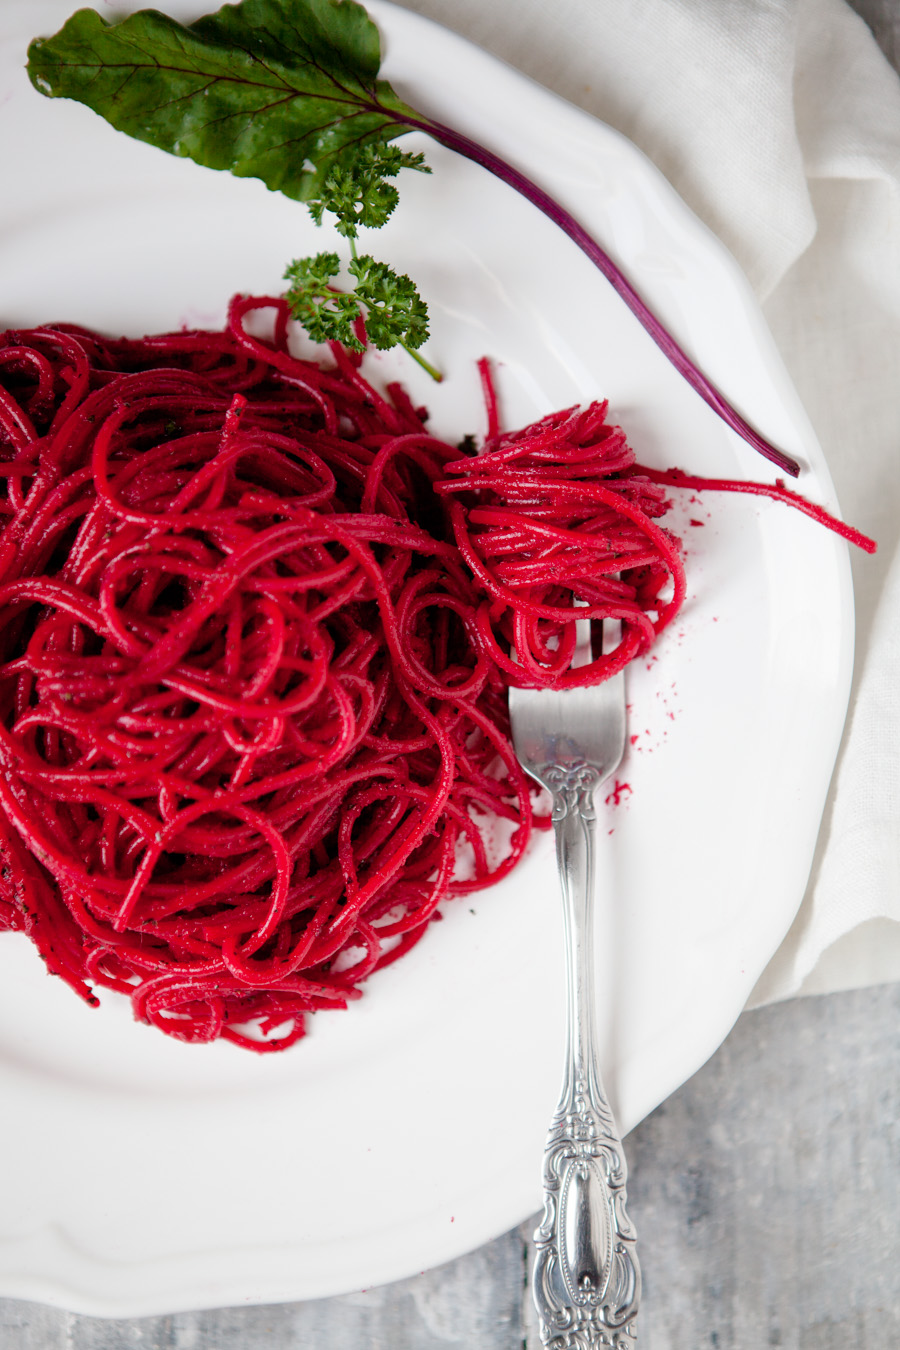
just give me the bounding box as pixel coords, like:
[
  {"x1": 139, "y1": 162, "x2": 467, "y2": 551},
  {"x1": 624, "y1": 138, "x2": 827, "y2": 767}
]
[
  {"x1": 854, "y1": 0, "x2": 900, "y2": 64},
  {"x1": 2, "y1": 980, "x2": 899, "y2": 1349}
]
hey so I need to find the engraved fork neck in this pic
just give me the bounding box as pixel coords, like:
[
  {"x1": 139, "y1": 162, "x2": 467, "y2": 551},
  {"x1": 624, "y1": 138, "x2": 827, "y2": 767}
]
[{"x1": 545, "y1": 762, "x2": 602, "y2": 825}]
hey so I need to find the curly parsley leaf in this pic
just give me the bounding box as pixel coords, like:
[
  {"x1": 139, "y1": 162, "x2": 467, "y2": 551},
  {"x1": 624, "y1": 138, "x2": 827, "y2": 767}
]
[
  {"x1": 26, "y1": 0, "x2": 419, "y2": 201},
  {"x1": 282, "y1": 252, "x2": 365, "y2": 350},
  {"x1": 348, "y1": 255, "x2": 430, "y2": 350},
  {"x1": 282, "y1": 251, "x2": 432, "y2": 365},
  {"x1": 308, "y1": 143, "x2": 431, "y2": 238}
]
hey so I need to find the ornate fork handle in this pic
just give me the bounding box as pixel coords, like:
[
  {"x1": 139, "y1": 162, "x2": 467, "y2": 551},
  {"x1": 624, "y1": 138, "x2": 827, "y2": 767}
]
[{"x1": 532, "y1": 761, "x2": 641, "y2": 1349}]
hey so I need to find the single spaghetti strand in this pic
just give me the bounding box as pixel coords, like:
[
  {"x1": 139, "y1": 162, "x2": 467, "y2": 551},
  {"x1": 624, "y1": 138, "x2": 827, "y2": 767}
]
[{"x1": 636, "y1": 466, "x2": 877, "y2": 554}]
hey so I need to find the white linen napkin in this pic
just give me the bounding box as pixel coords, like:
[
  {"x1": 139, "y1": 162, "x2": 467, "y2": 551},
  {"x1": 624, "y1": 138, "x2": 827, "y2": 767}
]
[{"x1": 395, "y1": 0, "x2": 900, "y2": 1004}]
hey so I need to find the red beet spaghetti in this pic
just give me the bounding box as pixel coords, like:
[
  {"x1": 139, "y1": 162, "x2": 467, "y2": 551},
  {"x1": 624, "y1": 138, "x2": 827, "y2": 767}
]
[{"x1": 0, "y1": 299, "x2": 873, "y2": 1049}]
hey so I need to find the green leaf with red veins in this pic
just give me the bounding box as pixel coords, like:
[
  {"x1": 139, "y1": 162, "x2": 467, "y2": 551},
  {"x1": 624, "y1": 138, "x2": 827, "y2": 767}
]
[{"x1": 26, "y1": 0, "x2": 418, "y2": 201}]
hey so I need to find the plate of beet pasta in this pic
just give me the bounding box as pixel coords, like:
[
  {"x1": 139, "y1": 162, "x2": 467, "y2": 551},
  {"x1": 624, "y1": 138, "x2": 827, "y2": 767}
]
[{"x1": 0, "y1": 0, "x2": 859, "y2": 1315}]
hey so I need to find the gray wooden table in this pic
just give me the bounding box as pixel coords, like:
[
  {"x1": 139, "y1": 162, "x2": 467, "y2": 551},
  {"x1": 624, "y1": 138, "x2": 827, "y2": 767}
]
[{"x1": 2, "y1": 2, "x2": 899, "y2": 1346}]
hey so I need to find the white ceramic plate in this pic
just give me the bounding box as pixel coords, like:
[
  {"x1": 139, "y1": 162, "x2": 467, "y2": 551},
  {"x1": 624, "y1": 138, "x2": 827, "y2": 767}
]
[{"x1": 0, "y1": 0, "x2": 853, "y2": 1318}]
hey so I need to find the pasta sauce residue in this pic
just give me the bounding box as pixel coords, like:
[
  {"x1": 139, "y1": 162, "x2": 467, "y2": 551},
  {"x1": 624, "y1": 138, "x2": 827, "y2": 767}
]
[{"x1": 0, "y1": 298, "x2": 871, "y2": 1049}]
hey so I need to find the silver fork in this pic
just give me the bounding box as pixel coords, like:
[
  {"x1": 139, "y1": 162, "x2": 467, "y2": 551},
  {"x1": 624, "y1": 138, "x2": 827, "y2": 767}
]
[{"x1": 509, "y1": 617, "x2": 641, "y2": 1348}]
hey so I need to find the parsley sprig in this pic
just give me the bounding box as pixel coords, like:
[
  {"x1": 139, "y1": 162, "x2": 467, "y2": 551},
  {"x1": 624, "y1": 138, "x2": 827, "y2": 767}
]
[{"x1": 284, "y1": 142, "x2": 440, "y2": 381}]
